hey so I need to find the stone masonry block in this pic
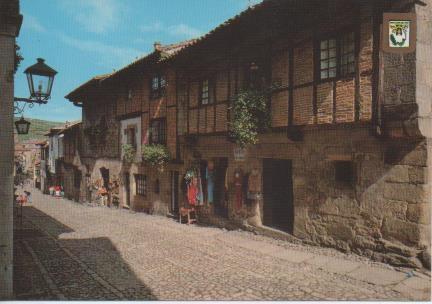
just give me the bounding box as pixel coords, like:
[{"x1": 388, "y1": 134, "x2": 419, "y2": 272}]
[
  {"x1": 406, "y1": 203, "x2": 430, "y2": 225},
  {"x1": 383, "y1": 183, "x2": 429, "y2": 203},
  {"x1": 385, "y1": 165, "x2": 410, "y2": 183},
  {"x1": 382, "y1": 217, "x2": 421, "y2": 246}
]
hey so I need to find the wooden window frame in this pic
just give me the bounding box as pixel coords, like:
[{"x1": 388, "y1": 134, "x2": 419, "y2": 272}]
[
  {"x1": 316, "y1": 30, "x2": 357, "y2": 83},
  {"x1": 149, "y1": 118, "x2": 167, "y2": 145},
  {"x1": 150, "y1": 74, "x2": 166, "y2": 99},
  {"x1": 199, "y1": 76, "x2": 215, "y2": 106},
  {"x1": 135, "y1": 174, "x2": 147, "y2": 196}
]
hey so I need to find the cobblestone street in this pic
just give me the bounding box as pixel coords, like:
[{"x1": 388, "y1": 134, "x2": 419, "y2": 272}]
[{"x1": 13, "y1": 187, "x2": 431, "y2": 300}]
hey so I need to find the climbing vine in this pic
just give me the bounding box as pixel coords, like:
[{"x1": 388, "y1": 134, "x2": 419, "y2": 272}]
[
  {"x1": 14, "y1": 43, "x2": 23, "y2": 74},
  {"x1": 229, "y1": 88, "x2": 271, "y2": 148}
]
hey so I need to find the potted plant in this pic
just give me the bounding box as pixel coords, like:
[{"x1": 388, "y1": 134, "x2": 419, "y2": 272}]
[{"x1": 142, "y1": 144, "x2": 171, "y2": 171}]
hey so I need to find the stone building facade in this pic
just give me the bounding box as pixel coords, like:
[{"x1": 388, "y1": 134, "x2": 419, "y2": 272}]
[{"x1": 66, "y1": 0, "x2": 431, "y2": 268}]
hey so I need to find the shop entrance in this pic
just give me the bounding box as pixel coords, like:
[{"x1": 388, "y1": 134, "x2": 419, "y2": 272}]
[
  {"x1": 263, "y1": 159, "x2": 294, "y2": 233},
  {"x1": 214, "y1": 158, "x2": 229, "y2": 218},
  {"x1": 100, "y1": 167, "x2": 109, "y2": 188}
]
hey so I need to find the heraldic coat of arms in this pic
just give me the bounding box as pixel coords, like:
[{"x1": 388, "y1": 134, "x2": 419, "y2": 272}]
[{"x1": 389, "y1": 20, "x2": 410, "y2": 48}]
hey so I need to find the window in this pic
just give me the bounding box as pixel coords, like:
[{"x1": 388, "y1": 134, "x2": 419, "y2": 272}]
[
  {"x1": 135, "y1": 174, "x2": 147, "y2": 196},
  {"x1": 127, "y1": 88, "x2": 133, "y2": 102},
  {"x1": 340, "y1": 32, "x2": 355, "y2": 77},
  {"x1": 320, "y1": 38, "x2": 337, "y2": 80},
  {"x1": 334, "y1": 161, "x2": 355, "y2": 184},
  {"x1": 245, "y1": 61, "x2": 268, "y2": 90},
  {"x1": 150, "y1": 119, "x2": 167, "y2": 145},
  {"x1": 318, "y1": 32, "x2": 356, "y2": 81},
  {"x1": 200, "y1": 79, "x2": 210, "y2": 105},
  {"x1": 150, "y1": 75, "x2": 166, "y2": 99},
  {"x1": 124, "y1": 126, "x2": 136, "y2": 148}
]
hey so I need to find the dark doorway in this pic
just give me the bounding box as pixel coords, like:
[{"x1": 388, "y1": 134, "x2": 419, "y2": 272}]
[
  {"x1": 124, "y1": 173, "x2": 131, "y2": 207},
  {"x1": 214, "y1": 158, "x2": 229, "y2": 218},
  {"x1": 170, "y1": 171, "x2": 179, "y2": 215},
  {"x1": 263, "y1": 159, "x2": 294, "y2": 233},
  {"x1": 100, "y1": 167, "x2": 109, "y2": 188}
]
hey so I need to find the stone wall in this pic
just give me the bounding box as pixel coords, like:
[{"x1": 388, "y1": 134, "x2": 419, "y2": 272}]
[
  {"x1": 123, "y1": 162, "x2": 172, "y2": 215},
  {"x1": 179, "y1": 126, "x2": 429, "y2": 268}
]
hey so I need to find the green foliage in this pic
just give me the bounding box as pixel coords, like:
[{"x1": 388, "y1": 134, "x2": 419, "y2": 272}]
[
  {"x1": 14, "y1": 117, "x2": 64, "y2": 142},
  {"x1": 142, "y1": 144, "x2": 171, "y2": 166},
  {"x1": 229, "y1": 89, "x2": 271, "y2": 148},
  {"x1": 122, "y1": 144, "x2": 136, "y2": 163},
  {"x1": 14, "y1": 43, "x2": 23, "y2": 74}
]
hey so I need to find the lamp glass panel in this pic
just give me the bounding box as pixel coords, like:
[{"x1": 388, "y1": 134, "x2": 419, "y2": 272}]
[{"x1": 31, "y1": 74, "x2": 50, "y2": 97}]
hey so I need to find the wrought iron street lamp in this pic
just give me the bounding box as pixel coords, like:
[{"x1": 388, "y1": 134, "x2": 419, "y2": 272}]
[
  {"x1": 14, "y1": 57, "x2": 57, "y2": 114},
  {"x1": 14, "y1": 116, "x2": 31, "y2": 135},
  {"x1": 13, "y1": 58, "x2": 57, "y2": 134}
]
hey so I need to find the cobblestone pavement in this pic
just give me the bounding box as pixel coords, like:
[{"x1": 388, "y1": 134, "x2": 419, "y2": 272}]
[{"x1": 13, "y1": 187, "x2": 431, "y2": 300}]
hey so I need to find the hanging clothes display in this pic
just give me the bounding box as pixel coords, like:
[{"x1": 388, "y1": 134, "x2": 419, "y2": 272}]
[
  {"x1": 206, "y1": 161, "x2": 215, "y2": 204},
  {"x1": 187, "y1": 176, "x2": 198, "y2": 206}
]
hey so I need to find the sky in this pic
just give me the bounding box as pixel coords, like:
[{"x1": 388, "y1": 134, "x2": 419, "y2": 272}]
[{"x1": 16, "y1": 0, "x2": 260, "y2": 122}]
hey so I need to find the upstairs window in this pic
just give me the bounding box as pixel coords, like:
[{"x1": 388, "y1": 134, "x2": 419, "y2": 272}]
[
  {"x1": 245, "y1": 61, "x2": 268, "y2": 90},
  {"x1": 320, "y1": 39, "x2": 337, "y2": 80},
  {"x1": 127, "y1": 88, "x2": 133, "y2": 102},
  {"x1": 150, "y1": 119, "x2": 167, "y2": 145},
  {"x1": 340, "y1": 32, "x2": 355, "y2": 77},
  {"x1": 150, "y1": 75, "x2": 166, "y2": 99},
  {"x1": 199, "y1": 78, "x2": 213, "y2": 105},
  {"x1": 318, "y1": 31, "x2": 356, "y2": 81}
]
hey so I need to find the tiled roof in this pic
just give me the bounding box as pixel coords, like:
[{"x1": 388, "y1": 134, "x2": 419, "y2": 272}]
[
  {"x1": 58, "y1": 121, "x2": 82, "y2": 134},
  {"x1": 165, "y1": 1, "x2": 268, "y2": 61},
  {"x1": 104, "y1": 39, "x2": 197, "y2": 81},
  {"x1": 65, "y1": 73, "x2": 112, "y2": 100}
]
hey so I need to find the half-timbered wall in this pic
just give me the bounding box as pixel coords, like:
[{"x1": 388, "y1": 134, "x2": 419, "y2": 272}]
[{"x1": 184, "y1": 3, "x2": 374, "y2": 135}]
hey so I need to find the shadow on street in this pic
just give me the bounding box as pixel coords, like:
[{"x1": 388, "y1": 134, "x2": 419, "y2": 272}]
[{"x1": 13, "y1": 205, "x2": 156, "y2": 300}]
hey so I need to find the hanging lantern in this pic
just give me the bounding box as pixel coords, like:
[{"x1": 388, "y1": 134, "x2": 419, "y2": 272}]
[
  {"x1": 24, "y1": 58, "x2": 57, "y2": 103},
  {"x1": 15, "y1": 117, "x2": 31, "y2": 135}
]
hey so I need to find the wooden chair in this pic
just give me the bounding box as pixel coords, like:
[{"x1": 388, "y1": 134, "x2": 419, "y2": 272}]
[{"x1": 179, "y1": 207, "x2": 197, "y2": 225}]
